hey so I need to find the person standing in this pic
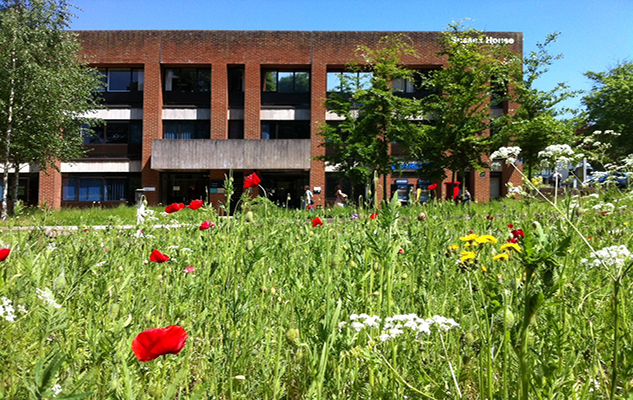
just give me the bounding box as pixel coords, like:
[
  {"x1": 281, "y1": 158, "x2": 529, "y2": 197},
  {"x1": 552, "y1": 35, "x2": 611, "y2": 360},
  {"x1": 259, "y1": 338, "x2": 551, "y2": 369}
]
[
  {"x1": 302, "y1": 185, "x2": 314, "y2": 210},
  {"x1": 334, "y1": 185, "x2": 348, "y2": 207}
]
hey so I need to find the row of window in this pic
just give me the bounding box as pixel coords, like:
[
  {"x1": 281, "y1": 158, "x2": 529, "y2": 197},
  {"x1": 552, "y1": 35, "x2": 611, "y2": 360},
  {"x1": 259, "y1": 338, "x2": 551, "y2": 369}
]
[
  {"x1": 81, "y1": 120, "x2": 312, "y2": 142},
  {"x1": 96, "y1": 68, "x2": 439, "y2": 94},
  {"x1": 63, "y1": 177, "x2": 128, "y2": 202}
]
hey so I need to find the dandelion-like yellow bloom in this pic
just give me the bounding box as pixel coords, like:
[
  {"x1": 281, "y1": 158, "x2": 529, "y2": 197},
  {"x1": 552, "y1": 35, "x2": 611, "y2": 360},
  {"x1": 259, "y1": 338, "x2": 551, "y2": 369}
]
[
  {"x1": 448, "y1": 244, "x2": 460, "y2": 252},
  {"x1": 492, "y1": 253, "x2": 509, "y2": 262},
  {"x1": 476, "y1": 235, "x2": 498, "y2": 244},
  {"x1": 481, "y1": 265, "x2": 487, "y2": 273},
  {"x1": 500, "y1": 243, "x2": 521, "y2": 252},
  {"x1": 460, "y1": 234, "x2": 479, "y2": 242},
  {"x1": 460, "y1": 251, "x2": 476, "y2": 262}
]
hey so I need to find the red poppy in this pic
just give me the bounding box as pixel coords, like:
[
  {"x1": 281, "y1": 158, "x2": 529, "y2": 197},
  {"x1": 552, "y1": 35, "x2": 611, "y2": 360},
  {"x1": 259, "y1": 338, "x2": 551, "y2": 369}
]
[
  {"x1": 398, "y1": 248, "x2": 404, "y2": 254},
  {"x1": 187, "y1": 200, "x2": 203, "y2": 210},
  {"x1": 184, "y1": 266, "x2": 195, "y2": 273},
  {"x1": 149, "y1": 249, "x2": 170, "y2": 263},
  {"x1": 511, "y1": 229, "x2": 525, "y2": 240},
  {"x1": 507, "y1": 224, "x2": 514, "y2": 229},
  {"x1": 507, "y1": 238, "x2": 518, "y2": 243},
  {"x1": 199, "y1": 220, "x2": 214, "y2": 230},
  {"x1": 165, "y1": 203, "x2": 185, "y2": 214},
  {"x1": 486, "y1": 215, "x2": 495, "y2": 221},
  {"x1": 0, "y1": 248, "x2": 10, "y2": 261},
  {"x1": 132, "y1": 325, "x2": 188, "y2": 362},
  {"x1": 312, "y1": 217, "x2": 323, "y2": 227},
  {"x1": 428, "y1": 183, "x2": 437, "y2": 191},
  {"x1": 244, "y1": 173, "x2": 261, "y2": 189}
]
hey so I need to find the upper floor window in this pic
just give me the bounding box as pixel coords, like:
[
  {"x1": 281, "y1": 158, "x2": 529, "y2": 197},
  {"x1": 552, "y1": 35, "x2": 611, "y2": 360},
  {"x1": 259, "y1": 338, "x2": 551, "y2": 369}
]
[
  {"x1": 261, "y1": 120, "x2": 310, "y2": 140},
  {"x1": 83, "y1": 121, "x2": 143, "y2": 144},
  {"x1": 263, "y1": 71, "x2": 310, "y2": 93},
  {"x1": 163, "y1": 120, "x2": 210, "y2": 139},
  {"x1": 164, "y1": 68, "x2": 211, "y2": 92},
  {"x1": 327, "y1": 72, "x2": 373, "y2": 92},
  {"x1": 392, "y1": 69, "x2": 439, "y2": 98},
  {"x1": 392, "y1": 77, "x2": 416, "y2": 93},
  {"x1": 229, "y1": 67, "x2": 244, "y2": 92},
  {"x1": 99, "y1": 68, "x2": 144, "y2": 92}
]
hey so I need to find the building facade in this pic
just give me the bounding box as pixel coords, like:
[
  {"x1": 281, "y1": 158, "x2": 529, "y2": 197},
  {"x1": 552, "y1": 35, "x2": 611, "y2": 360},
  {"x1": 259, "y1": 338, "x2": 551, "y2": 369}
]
[{"x1": 34, "y1": 30, "x2": 523, "y2": 209}]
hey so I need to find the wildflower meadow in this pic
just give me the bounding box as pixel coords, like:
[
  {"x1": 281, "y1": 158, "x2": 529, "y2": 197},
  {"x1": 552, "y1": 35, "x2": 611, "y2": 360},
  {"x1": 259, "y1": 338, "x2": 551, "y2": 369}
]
[{"x1": 0, "y1": 186, "x2": 632, "y2": 399}]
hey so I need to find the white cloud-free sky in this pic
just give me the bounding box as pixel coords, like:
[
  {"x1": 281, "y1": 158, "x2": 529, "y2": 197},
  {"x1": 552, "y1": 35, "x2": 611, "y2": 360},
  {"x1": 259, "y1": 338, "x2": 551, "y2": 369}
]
[{"x1": 69, "y1": 0, "x2": 633, "y2": 112}]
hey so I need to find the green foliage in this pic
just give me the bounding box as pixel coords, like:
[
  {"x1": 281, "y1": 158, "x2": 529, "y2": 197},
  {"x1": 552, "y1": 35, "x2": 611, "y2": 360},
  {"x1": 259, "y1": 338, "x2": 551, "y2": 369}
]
[
  {"x1": 499, "y1": 32, "x2": 581, "y2": 178},
  {"x1": 0, "y1": 0, "x2": 103, "y2": 217},
  {"x1": 413, "y1": 21, "x2": 522, "y2": 184},
  {"x1": 317, "y1": 34, "x2": 424, "y2": 197},
  {"x1": 582, "y1": 61, "x2": 633, "y2": 158}
]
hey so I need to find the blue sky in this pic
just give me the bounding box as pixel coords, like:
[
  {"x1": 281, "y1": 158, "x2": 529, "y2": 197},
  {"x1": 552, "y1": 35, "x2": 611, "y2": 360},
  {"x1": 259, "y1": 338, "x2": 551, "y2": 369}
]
[{"x1": 68, "y1": 0, "x2": 632, "y2": 112}]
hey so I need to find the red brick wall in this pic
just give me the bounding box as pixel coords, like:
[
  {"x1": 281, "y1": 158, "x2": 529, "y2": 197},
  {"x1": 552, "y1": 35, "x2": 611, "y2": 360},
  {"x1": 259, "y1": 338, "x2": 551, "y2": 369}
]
[{"x1": 38, "y1": 163, "x2": 62, "y2": 209}]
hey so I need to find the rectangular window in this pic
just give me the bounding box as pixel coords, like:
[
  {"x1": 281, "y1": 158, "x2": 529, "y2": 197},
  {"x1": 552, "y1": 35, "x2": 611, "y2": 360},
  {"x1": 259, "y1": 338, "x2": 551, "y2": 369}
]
[
  {"x1": 229, "y1": 68, "x2": 244, "y2": 92},
  {"x1": 163, "y1": 120, "x2": 210, "y2": 139},
  {"x1": 100, "y1": 68, "x2": 144, "y2": 92},
  {"x1": 392, "y1": 77, "x2": 415, "y2": 93},
  {"x1": 62, "y1": 178, "x2": 78, "y2": 201},
  {"x1": 83, "y1": 121, "x2": 142, "y2": 145},
  {"x1": 263, "y1": 70, "x2": 310, "y2": 93},
  {"x1": 63, "y1": 177, "x2": 132, "y2": 202},
  {"x1": 79, "y1": 178, "x2": 103, "y2": 201},
  {"x1": 261, "y1": 121, "x2": 310, "y2": 139},
  {"x1": 228, "y1": 120, "x2": 244, "y2": 139},
  {"x1": 327, "y1": 71, "x2": 373, "y2": 92},
  {"x1": 164, "y1": 68, "x2": 211, "y2": 92}
]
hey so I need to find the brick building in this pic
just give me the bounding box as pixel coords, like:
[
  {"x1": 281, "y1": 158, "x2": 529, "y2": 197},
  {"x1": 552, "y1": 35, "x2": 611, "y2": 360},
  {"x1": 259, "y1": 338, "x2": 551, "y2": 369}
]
[{"x1": 31, "y1": 30, "x2": 523, "y2": 209}]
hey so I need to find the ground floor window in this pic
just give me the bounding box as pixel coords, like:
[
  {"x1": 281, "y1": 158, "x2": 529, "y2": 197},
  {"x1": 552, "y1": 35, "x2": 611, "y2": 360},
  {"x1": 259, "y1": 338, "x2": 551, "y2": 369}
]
[{"x1": 62, "y1": 174, "x2": 140, "y2": 203}]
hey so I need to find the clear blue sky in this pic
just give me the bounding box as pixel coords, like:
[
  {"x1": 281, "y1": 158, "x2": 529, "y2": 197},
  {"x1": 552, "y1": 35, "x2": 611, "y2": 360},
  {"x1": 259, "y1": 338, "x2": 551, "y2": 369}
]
[{"x1": 68, "y1": 0, "x2": 632, "y2": 112}]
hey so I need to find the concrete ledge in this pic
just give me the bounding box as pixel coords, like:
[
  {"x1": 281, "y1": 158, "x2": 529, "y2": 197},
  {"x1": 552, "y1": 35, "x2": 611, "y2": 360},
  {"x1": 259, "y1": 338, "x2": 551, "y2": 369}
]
[{"x1": 151, "y1": 139, "x2": 311, "y2": 170}]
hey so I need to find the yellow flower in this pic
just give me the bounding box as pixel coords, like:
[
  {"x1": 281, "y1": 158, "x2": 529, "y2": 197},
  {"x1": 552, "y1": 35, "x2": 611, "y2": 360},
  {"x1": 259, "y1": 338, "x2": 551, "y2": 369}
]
[
  {"x1": 448, "y1": 244, "x2": 460, "y2": 252},
  {"x1": 460, "y1": 234, "x2": 479, "y2": 242},
  {"x1": 460, "y1": 251, "x2": 476, "y2": 262},
  {"x1": 492, "y1": 253, "x2": 509, "y2": 262},
  {"x1": 500, "y1": 243, "x2": 521, "y2": 252},
  {"x1": 481, "y1": 265, "x2": 487, "y2": 273},
  {"x1": 476, "y1": 235, "x2": 498, "y2": 244}
]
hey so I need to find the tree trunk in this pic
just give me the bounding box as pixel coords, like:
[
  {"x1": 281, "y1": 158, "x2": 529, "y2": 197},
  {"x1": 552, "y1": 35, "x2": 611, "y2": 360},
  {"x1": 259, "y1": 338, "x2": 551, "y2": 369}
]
[
  {"x1": 11, "y1": 163, "x2": 20, "y2": 212},
  {"x1": 2, "y1": 51, "x2": 16, "y2": 221}
]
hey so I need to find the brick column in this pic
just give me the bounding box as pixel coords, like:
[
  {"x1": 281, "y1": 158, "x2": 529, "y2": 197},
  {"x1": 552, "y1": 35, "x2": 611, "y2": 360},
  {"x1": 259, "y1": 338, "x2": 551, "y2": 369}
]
[
  {"x1": 38, "y1": 162, "x2": 62, "y2": 209},
  {"x1": 142, "y1": 62, "x2": 162, "y2": 205},
  {"x1": 211, "y1": 63, "x2": 228, "y2": 140},
  {"x1": 472, "y1": 169, "x2": 489, "y2": 202},
  {"x1": 244, "y1": 62, "x2": 261, "y2": 140},
  {"x1": 502, "y1": 162, "x2": 523, "y2": 197},
  {"x1": 310, "y1": 63, "x2": 327, "y2": 208}
]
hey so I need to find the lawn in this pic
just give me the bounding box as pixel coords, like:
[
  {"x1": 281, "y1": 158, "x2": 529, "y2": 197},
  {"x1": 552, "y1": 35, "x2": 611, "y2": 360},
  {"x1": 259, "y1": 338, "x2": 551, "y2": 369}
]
[{"x1": 0, "y1": 190, "x2": 631, "y2": 399}]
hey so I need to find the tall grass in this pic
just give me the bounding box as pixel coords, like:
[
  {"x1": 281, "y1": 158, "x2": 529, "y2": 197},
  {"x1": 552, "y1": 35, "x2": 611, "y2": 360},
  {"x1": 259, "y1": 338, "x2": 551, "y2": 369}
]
[{"x1": 0, "y1": 190, "x2": 631, "y2": 399}]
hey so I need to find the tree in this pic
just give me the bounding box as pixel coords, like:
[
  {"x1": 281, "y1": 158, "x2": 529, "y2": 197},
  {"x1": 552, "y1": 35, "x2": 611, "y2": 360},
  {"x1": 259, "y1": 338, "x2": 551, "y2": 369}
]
[
  {"x1": 412, "y1": 22, "x2": 521, "y2": 196},
  {"x1": 0, "y1": 0, "x2": 102, "y2": 218},
  {"x1": 499, "y1": 33, "x2": 580, "y2": 179},
  {"x1": 582, "y1": 61, "x2": 633, "y2": 159},
  {"x1": 317, "y1": 34, "x2": 424, "y2": 202}
]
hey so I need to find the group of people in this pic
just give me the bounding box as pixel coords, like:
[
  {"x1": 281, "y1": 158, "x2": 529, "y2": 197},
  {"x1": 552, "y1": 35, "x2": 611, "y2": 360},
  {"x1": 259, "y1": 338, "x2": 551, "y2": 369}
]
[{"x1": 301, "y1": 185, "x2": 348, "y2": 210}]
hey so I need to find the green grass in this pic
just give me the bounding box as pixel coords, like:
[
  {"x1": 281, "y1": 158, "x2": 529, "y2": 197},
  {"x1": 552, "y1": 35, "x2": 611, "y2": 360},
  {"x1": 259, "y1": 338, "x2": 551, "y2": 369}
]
[{"x1": 0, "y1": 191, "x2": 631, "y2": 399}]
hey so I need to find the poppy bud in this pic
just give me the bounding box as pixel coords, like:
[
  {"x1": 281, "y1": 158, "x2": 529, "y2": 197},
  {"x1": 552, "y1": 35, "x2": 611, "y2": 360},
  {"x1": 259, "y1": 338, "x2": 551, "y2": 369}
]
[
  {"x1": 246, "y1": 240, "x2": 254, "y2": 251},
  {"x1": 245, "y1": 211, "x2": 254, "y2": 222},
  {"x1": 285, "y1": 328, "x2": 300, "y2": 344}
]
